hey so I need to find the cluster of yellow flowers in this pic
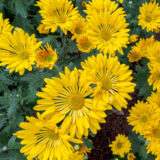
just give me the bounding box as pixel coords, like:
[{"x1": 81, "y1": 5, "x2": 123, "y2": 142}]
[
  {"x1": 0, "y1": 13, "x2": 58, "y2": 75},
  {"x1": 1, "y1": 0, "x2": 160, "y2": 159}
]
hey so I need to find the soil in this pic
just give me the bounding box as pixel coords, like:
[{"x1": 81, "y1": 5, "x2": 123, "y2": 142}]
[{"x1": 88, "y1": 89, "x2": 139, "y2": 160}]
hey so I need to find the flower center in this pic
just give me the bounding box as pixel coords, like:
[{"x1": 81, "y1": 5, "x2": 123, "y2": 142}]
[
  {"x1": 75, "y1": 27, "x2": 81, "y2": 34},
  {"x1": 48, "y1": 131, "x2": 59, "y2": 140},
  {"x1": 83, "y1": 42, "x2": 91, "y2": 50},
  {"x1": 58, "y1": 16, "x2": 66, "y2": 23},
  {"x1": 69, "y1": 94, "x2": 84, "y2": 110},
  {"x1": 20, "y1": 52, "x2": 29, "y2": 59},
  {"x1": 102, "y1": 78, "x2": 112, "y2": 90},
  {"x1": 153, "y1": 128, "x2": 160, "y2": 138},
  {"x1": 117, "y1": 142, "x2": 123, "y2": 148},
  {"x1": 145, "y1": 16, "x2": 152, "y2": 22},
  {"x1": 102, "y1": 30, "x2": 112, "y2": 41},
  {"x1": 140, "y1": 115, "x2": 147, "y2": 122},
  {"x1": 45, "y1": 55, "x2": 53, "y2": 62}
]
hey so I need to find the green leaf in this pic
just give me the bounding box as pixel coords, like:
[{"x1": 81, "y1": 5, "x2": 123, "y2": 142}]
[
  {"x1": 133, "y1": 62, "x2": 152, "y2": 99},
  {"x1": 14, "y1": 0, "x2": 28, "y2": 18},
  {"x1": 8, "y1": 136, "x2": 21, "y2": 149}
]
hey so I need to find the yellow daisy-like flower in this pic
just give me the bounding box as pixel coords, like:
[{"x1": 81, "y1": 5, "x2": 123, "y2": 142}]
[
  {"x1": 147, "y1": 42, "x2": 160, "y2": 68},
  {"x1": 109, "y1": 134, "x2": 131, "y2": 158},
  {"x1": 0, "y1": 29, "x2": 42, "y2": 75},
  {"x1": 127, "y1": 101, "x2": 160, "y2": 135},
  {"x1": 147, "y1": 91, "x2": 160, "y2": 108},
  {"x1": 129, "y1": 34, "x2": 138, "y2": 43},
  {"x1": 137, "y1": 36, "x2": 156, "y2": 58},
  {"x1": 86, "y1": 12, "x2": 129, "y2": 55},
  {"x1": 34, "y1": 67, "x2": 109, "y2": 138},
  {"x1": 127, "y1": 153, "x2": 136, "y2": 160},
  {"x1": 69, "y1": 16, "x2": 86, "y2": 40},
  {"x1": 36, "y1": 43, "x2": 58, "y2": 70},
  {"x1": 84, "y1": 0, "x2": 125, "y2": 18},
  {"x1": 0, "y1": 13, "x2": 13, "y2": 37},
  {"x1": 76, "y1": 34, "x2": 94, "y2": 53},
  {"x1": 148, "y1": 65, "x2": 160, "y2": 91},
  {"x1": 36, "y1": 0, "x2": 79, "y2": 34},
  {"x1": 138, "y1": 1, "x2": 160, "y2": 32},
  {"x1": 144, "y1": 121, "x2": 160, "y2": 157},
  {"x1": 14, "y1": 113, "x2": 82, "y2": 160},
  {"x1": 37, "y1": 23, "x2": 50, "y2": 34},
  {"x1": 81, "y1": 53, "x2": 135, "y2": 111},
  {"x1": 127, "y1": 46, "x2": 142, "y2": 62}
]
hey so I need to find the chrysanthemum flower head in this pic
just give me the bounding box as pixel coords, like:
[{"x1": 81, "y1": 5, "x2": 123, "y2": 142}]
[
  {"x1": 84, "y1": 0, "x2": 125, "y2": 18},
  {"x1": 81, "y1": 53, "x2": 135, "y2": 111},
  {"x1": 148, "y1": 65, "x2": 160, "y2": 91},
  {"x1": 147, "y1": 91, "x2": 160, "y2": 108},
  {"x1": 37, "y1": 23, "x2": 50, "y2": 34},
  {"x1": 147, "y1": 42, "x2": 160, "y2": 68},
  {"x1": 137, "y1": 36, "x2": 156, "y2": 58},
  {"x1": 0, "y1": 13, "x2": 13, "y2": 37},
  {"x1": 127, "y1": 101, "x2": 160, "y2": 135},
  {"x1": 129, "y1": 34, "x2": 138, "y2": 43},
  {"x1": 14, "y1": 113, "x2": 82, "y2": 160},
  {"x1": 76, "y1": 33, "x2": 94, "y2": 53},
  {"x1": 109, "y1": 134, "x2": 131, "y2": 158},
  {"x1": 86, "y1": 12, "x2": 130, "y2": 55},
  {"x1": 69, "y1": 16, "x2": 86, "y2": 40},
  {"x1": 127, "y1": 153, "x2": 136, "y2": 160},
  {"x1": 0, "y1": 28, "x2": 42, "y2": 75},
  {"x1": 144, "y1": 121, "x2": 160, "y2": 157},
  {"x1": 138, "y1": 1, "x2": 160, "y2": 32},
  {"x1": 36, "y1": 0, "x2": 79, "y2": 34},
  {"x1": 36, "y1": 43, "x2": 58, "y2": 69},
  {"x1": 127, "y1": 46, "x2": 142, "y2": 62},
  {"x1": 34, "y1": 67, "x2": 110, "y2": 138}
]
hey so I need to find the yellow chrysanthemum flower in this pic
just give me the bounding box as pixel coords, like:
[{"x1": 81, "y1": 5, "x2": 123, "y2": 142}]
[
  {"x1": 137, "y1": 36, "x2": 156, "y2": 58},
  {"x1": 36, "y1": 43, "x2": 58, "y2": 69},
  {"x1": 147, "y1": 91, "x2": 160, "y2": 108},
  {"x1": 37, "y1": 23, "x2": 50, "y2": 34},
  {"x1": 36, "y1": 0, "x2": 79, "y2": 34},
  {"x1": 0, "y1": 29, "x2": 42, "y2": 75},
  {"x1": 76, "y1": 34, "x2": 94, "y2": 53},
  {"x1": 0, "y1": 13, "x2": 13, "y2": 37},
  {"x1": 127, "y1": 101, "x2": 160, "y2": 135},
  {"x1": 127, "y1": 46, "x2": 142, "y2": 62},
  {"x1": 86, "y1": 12, "x2": 129, "y2": 55},
  {"x1": 84, "y1": 0, "x2": 125, "y2": 18},
  {"x1": 129, "y1": 34, "x2": 138, "y2": 43},
  {"x1": 14, "y1": 113, "x2": 82, "y2": 160},
  {"x1": 81, "y1": 53, "x2": 135, "y2": 111},
  {"x1": 127, "y1": 153, "x2": 136, "y2": 160},
  {"x1": 109, "y1": 134, "x2": 131, "y2": 158},
  {"x1": 69, "y1": 16, "x2": 86, "y2": 40},
  {"x1": 148, "y1": 65, "x2": 160, "y2": 91},
  {"x1": 147, "y1": 42, "x2": 160, "y2": 68},
  {"x1": 34, "y1": 67, "x2": 110, "y2": 138},
  {"x1": 144, "y1": 121, "x2": 160, "y2": 157},
  {"x1": 138, "y1": 2, "x2": 160, "y2": 32}
]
